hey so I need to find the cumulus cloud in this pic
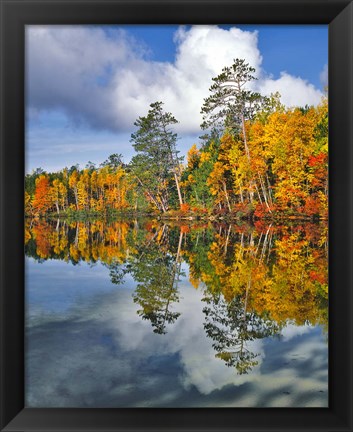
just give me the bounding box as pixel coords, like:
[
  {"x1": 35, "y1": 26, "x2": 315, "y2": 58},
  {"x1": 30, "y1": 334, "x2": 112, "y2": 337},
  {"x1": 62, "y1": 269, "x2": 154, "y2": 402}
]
[
  {"x1": 26, "y1": 26, "x2": 136, "y2": 130},
  {"x1": 26, "y1": 25, "x2": 324, "y2": 137},
  {"x1": 257, "y1": 72, "x2": 323, "y2": 107}
]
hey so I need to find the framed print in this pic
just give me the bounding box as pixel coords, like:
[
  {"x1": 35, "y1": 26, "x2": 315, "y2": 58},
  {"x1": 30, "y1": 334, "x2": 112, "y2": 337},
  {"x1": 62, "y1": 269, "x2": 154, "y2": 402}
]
[{"x1": 0, "y1": 0, "x2": 352, "y2": 431}]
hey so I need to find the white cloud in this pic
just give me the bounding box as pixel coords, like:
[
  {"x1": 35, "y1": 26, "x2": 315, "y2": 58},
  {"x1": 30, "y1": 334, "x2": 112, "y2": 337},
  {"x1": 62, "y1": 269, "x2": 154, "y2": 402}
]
[
  {"x1": 108, "y1": 25, "x2": 263, "y2": 134},
  {"x1": 27, "y1": 25, "x2": 324, "y2": 139},
  {"x1": 257, "y1": 72, "x2": 323, "y2": 107},
  {"x1": 26, "y1": 25, "x2": 137, "y2": 130},
  {"x1": 320, "y1": 63, "x2": 328, "y2": 88}
]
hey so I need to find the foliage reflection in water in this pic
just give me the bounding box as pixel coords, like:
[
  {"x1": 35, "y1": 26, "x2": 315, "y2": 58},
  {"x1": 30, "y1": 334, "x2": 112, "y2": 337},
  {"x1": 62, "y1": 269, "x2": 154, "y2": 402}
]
[{"x1": 25, "y1": 218, "x2": 328, "y2": 407}]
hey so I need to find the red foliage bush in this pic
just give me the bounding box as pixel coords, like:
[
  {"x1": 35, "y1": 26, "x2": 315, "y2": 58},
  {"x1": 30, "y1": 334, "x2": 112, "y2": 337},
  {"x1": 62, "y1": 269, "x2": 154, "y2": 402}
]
[
  {"x1": 309, "y1": 270, "x2": 326, "y2": 285},
  {"x1": 180, "y1": 225, "x2": 190, "y2": 234},
  {"x1": 180, "y1": 203, "x2": 190, "y2": 213},
  {"x1": 254, "y1": 203, "x2": 272, "y2": 218},
  {"x1": 303, "y1": 196, "x2": 320, "y2": 216}
]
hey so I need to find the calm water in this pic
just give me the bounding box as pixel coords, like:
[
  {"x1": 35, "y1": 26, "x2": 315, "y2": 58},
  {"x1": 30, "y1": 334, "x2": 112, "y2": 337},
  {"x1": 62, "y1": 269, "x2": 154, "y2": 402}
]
[{"x1": 25, "y1": 219, "x2": 328, "y2": 407}]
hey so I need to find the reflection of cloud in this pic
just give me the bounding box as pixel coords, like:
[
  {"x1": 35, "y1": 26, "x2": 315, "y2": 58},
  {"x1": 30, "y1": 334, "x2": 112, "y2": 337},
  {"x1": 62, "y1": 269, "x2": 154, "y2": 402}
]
[
  {"x1": 26, "y1": 262, "x2": 328, "y2": 408},
  {"x1": 163, "y1": 281, "x2": 265, "y2": 394},
  {"x1": 280, "y1": 323, "x2": 313, "y2": 341},
  {"x1": 88, "y1": 272, "x2": 265, "y2": 395}
]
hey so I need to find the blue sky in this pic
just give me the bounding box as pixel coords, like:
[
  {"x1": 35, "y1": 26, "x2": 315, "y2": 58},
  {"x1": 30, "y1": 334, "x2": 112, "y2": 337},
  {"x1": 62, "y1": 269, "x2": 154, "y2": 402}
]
[
  {"x1": 121, "y1": 25, "x2": 328, "y2": 88},
  {"x1": 26, "y1": 25, "x2": 327, "y2": 173}
]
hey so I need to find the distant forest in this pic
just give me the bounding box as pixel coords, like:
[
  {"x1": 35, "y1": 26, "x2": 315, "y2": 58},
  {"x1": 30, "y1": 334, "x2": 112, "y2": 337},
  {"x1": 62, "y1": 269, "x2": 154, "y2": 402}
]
[{"x1": 25, "y1": 59, "x2": 328, "y2": 220}]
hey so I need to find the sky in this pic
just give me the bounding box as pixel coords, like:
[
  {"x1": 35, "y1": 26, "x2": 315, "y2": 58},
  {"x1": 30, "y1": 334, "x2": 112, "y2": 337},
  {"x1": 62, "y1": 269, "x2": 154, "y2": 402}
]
[{"x1": 25, "y1": 25, "x2": 328, "y2": 173}]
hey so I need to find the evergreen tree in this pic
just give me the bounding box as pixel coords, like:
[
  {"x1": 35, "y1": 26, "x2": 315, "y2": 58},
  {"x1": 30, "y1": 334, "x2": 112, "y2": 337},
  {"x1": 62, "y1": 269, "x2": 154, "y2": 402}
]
[{"x1": 130, "y1": 102, "x2": 184, "y2": 212}]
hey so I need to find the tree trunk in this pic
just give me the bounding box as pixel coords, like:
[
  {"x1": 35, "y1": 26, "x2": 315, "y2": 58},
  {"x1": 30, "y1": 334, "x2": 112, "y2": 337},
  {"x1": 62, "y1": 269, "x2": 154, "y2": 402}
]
[
  {"x1": 239, "y1": 180, "x2": 244, "y2": 203},
  {"x1": 255, "y1": 182, "x2": 263, "y2": 204},
  {"x1": 162, "y1": 231, "x2": 183, "y2": 329},
  {"x1": 266, "y1": 173, "x2": 273, "y2": 205},
  {"x1": 258, "y1": 173, "x2": 272, "y2": 213},
  {"x1": 241, "y1": 114, "x2": 251, "y2": 162},
  {"x1": 173, "y1": 172, "x2": 183, "y2": 207},
  {"x1": 244, "y1": 274, "x2": 252, "y2": 319},
  {"x1": 223, "y1": 182, "x2": 231, "y2": 212},
  {"x1": 73, "y1": 187, "x2": 78, "y2": 211},
  {"x1": 136, "y1": 176, "x2": 164, "y2": 212},
  {"x1": 224, "y1": 224, "x2": 232, "y2": 255}
]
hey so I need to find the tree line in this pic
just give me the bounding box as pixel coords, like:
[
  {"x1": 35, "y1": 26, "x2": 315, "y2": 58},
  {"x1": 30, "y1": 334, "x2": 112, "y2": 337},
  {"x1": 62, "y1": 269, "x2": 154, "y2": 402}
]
[{"x1": 25, "y1": 59, "x2": 328, "y2": 220}]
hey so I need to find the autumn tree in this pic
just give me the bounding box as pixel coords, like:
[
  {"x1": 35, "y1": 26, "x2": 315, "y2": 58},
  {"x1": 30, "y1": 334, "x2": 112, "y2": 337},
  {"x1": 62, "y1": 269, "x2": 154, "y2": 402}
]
[
  {"x1": 182, "y1": 138, "x2": 219, "y2": 211},
  {"x1": 25, "y1": 89, "x2": 328, "y2": 220},
  {"x1": 51, "y1": 178, "x2": 67, "y2": 214},
  {"x1": 68, "y1": 170, "x2": 80, "y2": 210},
  {"x1": 201, "y1": 59, "x2": 272, "y2": 206},
  {"x1": 32, "y1": 174, "x2": 53, "y2": 215},
  {"x1": 261, "y1": 108, "x2": 317, "y2": 212},
  {"x1": 25, "y1": 168, "x2": 44, "y2": 197},
  {"x1": 25, "y1": 191, "x2": 33, "y2": 216}
]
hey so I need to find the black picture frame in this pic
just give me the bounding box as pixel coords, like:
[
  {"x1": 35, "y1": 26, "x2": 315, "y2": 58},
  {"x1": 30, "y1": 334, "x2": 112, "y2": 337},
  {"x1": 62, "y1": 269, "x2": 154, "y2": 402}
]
[{"x1": 1, "y1": 0, "x2": 352, "y2": 431}]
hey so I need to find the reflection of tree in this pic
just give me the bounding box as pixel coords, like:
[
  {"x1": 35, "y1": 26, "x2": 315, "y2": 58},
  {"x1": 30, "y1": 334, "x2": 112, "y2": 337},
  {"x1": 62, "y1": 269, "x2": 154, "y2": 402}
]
[
  {"x1": 24, "y1": 219, "x2": 328, "y2": 338},
  {"x1": 128, "y1": 227, "x2": 183, "y2": 334},
  {"x1": 108, "y1": 261, "x2": 127, "y2": 286},
  {"x1": 203, "y1": 292, "x2": 280, "y2": 374}
]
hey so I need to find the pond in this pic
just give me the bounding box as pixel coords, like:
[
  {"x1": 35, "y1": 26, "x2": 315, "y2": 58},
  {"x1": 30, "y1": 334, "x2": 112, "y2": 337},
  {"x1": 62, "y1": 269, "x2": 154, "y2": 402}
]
[{"x1": 25, "y1": 219, "x2": 328, "y2": 407}]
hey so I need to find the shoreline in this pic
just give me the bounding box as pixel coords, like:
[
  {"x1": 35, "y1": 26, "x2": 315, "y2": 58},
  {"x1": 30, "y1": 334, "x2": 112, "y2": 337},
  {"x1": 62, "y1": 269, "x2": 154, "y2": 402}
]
[{"x1": 25, "y1": 211, "x2": 328, "y2": 224}]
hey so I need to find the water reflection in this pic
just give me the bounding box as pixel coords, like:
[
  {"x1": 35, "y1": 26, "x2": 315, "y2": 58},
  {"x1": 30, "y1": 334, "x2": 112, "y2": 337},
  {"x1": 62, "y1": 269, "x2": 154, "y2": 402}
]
[
  {"x1": 25, "y1": 218, "x2": 328, "y2": 407},
  {"x1": 129, "y1": 228, "x2": 183, "y2": 334}
]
